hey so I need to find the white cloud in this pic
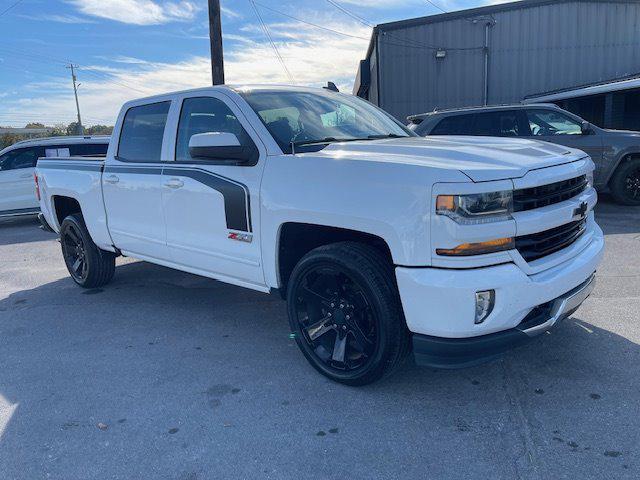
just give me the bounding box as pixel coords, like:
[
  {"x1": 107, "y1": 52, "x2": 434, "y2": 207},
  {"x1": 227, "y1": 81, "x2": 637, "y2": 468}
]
[
  {"x1": 0, "y1": 14, "x2": 370, "y2": 126},
  {"x1": 67, "y1": 0, "x2": 200, "y2": 25},
  {"x1": 18, "y1": 13, "x2": 96, "y2": 24}
]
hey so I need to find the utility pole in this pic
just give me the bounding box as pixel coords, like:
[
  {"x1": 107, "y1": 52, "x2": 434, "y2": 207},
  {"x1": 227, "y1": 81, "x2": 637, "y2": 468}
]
[
  {"x1": 208, "y1": 0, "x2": 225, "y2": 85},
  {"x1": 66, "y1": 64, "x2": 84, "y2": 135}
]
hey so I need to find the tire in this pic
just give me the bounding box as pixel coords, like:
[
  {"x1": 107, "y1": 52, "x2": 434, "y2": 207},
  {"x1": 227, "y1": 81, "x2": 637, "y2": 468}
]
[
  {"x1": 609, "y1": 157, "x2": 640, "y2": 206},
  {"x1": 286, "y1": 242, "x2": 409, "y2": 386},
  {"x1": 60, "y1": 213, "x2": 116, "y2": 288}
]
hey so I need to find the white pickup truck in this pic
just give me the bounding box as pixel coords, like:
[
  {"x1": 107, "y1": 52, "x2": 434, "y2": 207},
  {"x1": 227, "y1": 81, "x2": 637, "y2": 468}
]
[{"x1": 36, "y1": 85, "x2": 604, "y2": 385}]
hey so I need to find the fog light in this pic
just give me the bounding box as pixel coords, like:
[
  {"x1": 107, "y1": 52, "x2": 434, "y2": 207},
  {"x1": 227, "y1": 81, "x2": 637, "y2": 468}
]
[{"x1": 475, "y1": 290, "x2": 495, "y2": 324}]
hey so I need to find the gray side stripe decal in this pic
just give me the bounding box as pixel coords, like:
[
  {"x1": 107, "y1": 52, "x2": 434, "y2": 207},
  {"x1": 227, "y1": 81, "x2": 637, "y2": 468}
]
[
  {"x1": 104, "y1": 164, "x2": 252, "y2": 233},
  {"x1": 164, "y1": 167, "x2": 251, "y2": 233},
  {"x1": 37, "y1": 162, "x2": 252, "y2": 233},
  {"x1": 38, "y1": 163, "x2": 103, "y2": 172}
]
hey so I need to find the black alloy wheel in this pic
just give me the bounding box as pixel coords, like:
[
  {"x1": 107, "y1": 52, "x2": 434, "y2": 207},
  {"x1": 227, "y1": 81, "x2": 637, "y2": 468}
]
[
  {"x1": 62, "y1": 221, "x2": 89, "y2": 283},
  {"x1": 59, "y1": 213, "x2": 116, "y2": 288},
  {"x1": 624, "y1": 166, "x2": 640, "y2": 202},
  {"x1": 610, "y1": 158, "x2": 640, "y2": 206},
  {"x1": 295, "y1": 265, "x2": 377, "y2": 372},
  {"x1": 287, "y1": 242, "x2": 409, "y2": 385}
]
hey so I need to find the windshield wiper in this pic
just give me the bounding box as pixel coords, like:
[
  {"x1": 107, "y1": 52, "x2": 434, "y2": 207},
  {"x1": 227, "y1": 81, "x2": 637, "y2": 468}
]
[
  {"x1": 366, "y1": 133, "x2": 407, "y2": 139},
  {"x1": 290, "y1": 134, "x2": 408, "y2": 153},
  {"x1": 290, "y1": 137, "x2": 369, "y2": 153}
]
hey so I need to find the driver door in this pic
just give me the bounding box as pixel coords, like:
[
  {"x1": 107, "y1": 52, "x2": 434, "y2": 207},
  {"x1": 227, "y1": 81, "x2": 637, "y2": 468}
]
[{"x1": 161, "y1": 94, "x2": 267, "y2": 289}]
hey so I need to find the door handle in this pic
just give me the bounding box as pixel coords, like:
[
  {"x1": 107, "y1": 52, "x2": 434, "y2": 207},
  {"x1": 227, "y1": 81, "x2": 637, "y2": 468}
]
[
  {"x1": 104, "y1": 175, "x2": 120, "y2": 184},
  {"x1": 164, "y1": 178, "x2": 184, "y2": 189},
  {"x1": 20, "y1": 173, "x2": 32, "y2": 179}
]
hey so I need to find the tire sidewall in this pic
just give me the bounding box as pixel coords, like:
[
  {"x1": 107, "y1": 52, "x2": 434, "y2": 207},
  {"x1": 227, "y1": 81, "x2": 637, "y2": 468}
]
[
  {"x1": 60, "y1": 214, "x2": 99, "y2": 287},
  {"x1": 611, "y1": 159, "x2": 640, "y2": 206},
  {"x1": 286, "y1": 250, "x2": 397, "y2": 385}
]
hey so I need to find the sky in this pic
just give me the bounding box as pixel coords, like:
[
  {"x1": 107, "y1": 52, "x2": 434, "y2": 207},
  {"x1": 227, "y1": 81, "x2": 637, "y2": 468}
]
[{"x1": 0, "y1": 0, "x2": 518, "y2": 127}]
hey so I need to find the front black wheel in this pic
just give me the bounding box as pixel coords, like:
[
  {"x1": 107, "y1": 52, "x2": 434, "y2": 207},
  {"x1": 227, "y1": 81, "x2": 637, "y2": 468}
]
[
  {"x1": 60, "y1": 213, "x2": 116, "y2": 288},
  {"x1": 286, "y1": 242, "x2": 409, "y2": 385},
  {"x1": 610, "y1": 158, "x2": 640, "y2": 206}
]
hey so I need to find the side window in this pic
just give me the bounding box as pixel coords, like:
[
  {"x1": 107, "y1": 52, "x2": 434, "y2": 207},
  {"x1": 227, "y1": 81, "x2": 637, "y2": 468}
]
[
  {"x1": 474, "y1": 111, "x2": 521, "y2": 136},
  {"x1": 69, "y1": 143, "x2": 109, "y2": 157},
  {"x1": 175, "y1": 96, "x2": 256, "y2": 162},
  {"x1": 0, "y1": 147, "x2": 41, "y2": 171},
  {"x1": 527, "y1": 109, "x2": 582, "y2": 136},
  {"x1": 118, "y1": 101, "x2": 170, "y2": 162},
  {"x1": 431, "y1": 115, "x2": 475, "y2": 135}
]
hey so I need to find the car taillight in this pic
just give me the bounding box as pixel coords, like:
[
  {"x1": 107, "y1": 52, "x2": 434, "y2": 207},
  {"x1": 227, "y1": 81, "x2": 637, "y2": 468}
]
[{"x1": 34, "y1": 173, "x2": 41, "y2": 201}]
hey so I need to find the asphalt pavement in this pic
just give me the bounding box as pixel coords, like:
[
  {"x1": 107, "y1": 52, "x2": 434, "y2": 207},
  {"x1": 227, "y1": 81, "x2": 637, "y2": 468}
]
[{"x1": 0, "y1": 197, "x2": 638, "y2": 480}]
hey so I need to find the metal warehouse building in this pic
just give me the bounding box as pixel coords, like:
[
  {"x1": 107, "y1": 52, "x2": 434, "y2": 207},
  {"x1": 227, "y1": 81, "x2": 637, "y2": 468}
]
[{"x1": 353, "y1": 0, "x2": 640, "y2": 129}]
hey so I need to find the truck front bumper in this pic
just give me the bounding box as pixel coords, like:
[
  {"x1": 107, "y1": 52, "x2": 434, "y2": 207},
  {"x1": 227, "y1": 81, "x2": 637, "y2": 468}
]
[
  {"x1": 395, "y1": 222, "x2": 604, "y2": 368},
  {"x1": 411, "y1": 274, "x2": 595, "y2": 368}
]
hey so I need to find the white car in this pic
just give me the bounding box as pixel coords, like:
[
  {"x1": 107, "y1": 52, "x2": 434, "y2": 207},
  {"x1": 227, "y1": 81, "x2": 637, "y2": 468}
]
[
  {"x1": 0, "y1": 135, "x2": 109, "y2": 218},
  {"x1": 35, "y1": 85, "x2": 604, "y2": 385}
]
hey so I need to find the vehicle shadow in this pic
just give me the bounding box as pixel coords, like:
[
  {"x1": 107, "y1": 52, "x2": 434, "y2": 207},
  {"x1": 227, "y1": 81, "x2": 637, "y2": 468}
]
[
  {"x1": 0, "y1": 215, "x2": 53, "y2": 246},
  {"x1": 0, "y1": 260, "x2": 637, "y2": 478},
  {"x1": 595, "y1": 194, "x2": 640, "y2": 235}
]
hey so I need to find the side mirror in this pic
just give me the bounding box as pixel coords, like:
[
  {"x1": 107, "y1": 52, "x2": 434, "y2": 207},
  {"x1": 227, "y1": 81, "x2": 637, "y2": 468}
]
[
  {"x1": 188, "y1": 132, "x2": 251, "y2": 162},
  {"x1": 581, "y1": 121, "x2": 593, "y2": 135}
]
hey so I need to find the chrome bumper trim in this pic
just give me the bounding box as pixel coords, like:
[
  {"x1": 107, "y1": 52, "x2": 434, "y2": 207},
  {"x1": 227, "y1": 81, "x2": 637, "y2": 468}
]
[{"x1": 518, "y1": 274, "x2": 596, "y2": 337}]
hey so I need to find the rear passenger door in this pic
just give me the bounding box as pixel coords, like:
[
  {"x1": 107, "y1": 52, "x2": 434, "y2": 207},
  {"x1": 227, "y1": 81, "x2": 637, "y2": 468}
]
[
  {"x1": 0, "y1": 147, "x2": 41, "y2": 214},
  {"x1": 102, "y1": 101, "x2": 171, "y2": 260},
  {"x1": 161, "y1": 93, "x2": 266, "y2": 289}
]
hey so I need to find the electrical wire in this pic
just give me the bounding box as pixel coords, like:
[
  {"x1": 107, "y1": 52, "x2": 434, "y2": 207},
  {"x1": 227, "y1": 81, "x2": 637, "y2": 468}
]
[
  {"x1": 424, "y1": 0, "x2": 448, "y2": 14},
  {"x1": 248, "y1": 0, "x2": 296, "y2": 83},
  {"x1": 324, "y1": 0, "x2": 482, "y2": 51},
  {"x1": 0, "y1": 0, "x2": 25, "y2": 18}
]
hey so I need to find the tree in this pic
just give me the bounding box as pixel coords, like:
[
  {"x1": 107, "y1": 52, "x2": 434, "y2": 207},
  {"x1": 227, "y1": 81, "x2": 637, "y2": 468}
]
[
  {"x1": 85, "y1": 125, "x2": 114, "y2": 135},
  {"x1": 25, "y1": 122, "x2": 45, "y2": 129},
  {"x1": 66, "y1": 122, "x2": 81, "y2": 136}
]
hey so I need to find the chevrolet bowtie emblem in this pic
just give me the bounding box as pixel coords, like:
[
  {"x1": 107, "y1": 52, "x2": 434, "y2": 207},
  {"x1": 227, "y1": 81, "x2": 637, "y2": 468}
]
[{"x1": 573, "y1": 201, "x2": 588, "y2": 219}]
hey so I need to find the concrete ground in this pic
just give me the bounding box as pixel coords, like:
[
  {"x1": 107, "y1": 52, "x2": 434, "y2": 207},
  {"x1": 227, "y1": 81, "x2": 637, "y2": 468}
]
[{"x1": 0, "y1": 197, "x2": 638, "y2": 480}]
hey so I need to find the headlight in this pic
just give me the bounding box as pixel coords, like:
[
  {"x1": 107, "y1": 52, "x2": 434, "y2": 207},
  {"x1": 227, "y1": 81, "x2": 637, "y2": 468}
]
[
  {"x1": 586, "y1": 170, "x2": 594, "y2": 188},
  {"x1": 436, "y1": 191, "x2": 513, "y2": 224}
]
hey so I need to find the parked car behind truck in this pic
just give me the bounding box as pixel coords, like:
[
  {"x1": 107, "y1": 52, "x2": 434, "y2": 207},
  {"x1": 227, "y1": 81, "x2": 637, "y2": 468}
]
[
  {"x1": 35, "y1": 86, "x2": 603, "y2": 385},
  {"x1": 0, "y1": 136, "x2": 109, "y2": 218},
  {"x1": 408, "y1": 103, "x2": 640, "y2": 205}
]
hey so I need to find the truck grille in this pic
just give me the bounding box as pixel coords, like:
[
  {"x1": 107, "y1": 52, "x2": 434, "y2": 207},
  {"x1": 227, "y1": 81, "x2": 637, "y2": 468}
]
[
  {"x1": 513, "y1": 175, "x2": 587, "y2": 212},
  {"x1": 516, "y1": 218, "x2": 587, "y2": 262}
]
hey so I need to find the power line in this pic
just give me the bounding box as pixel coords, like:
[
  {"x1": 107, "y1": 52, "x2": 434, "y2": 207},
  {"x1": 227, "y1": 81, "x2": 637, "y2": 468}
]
[
  {"x1": 248, "y1": 0, "x2": 295, "y2": 83},
  {"x1": 252, "y1": 1, "x2": 370, "y2": 42},
  {"x1": 250, "y1": 2, "x2": 476, "y2": 52},
  {"x1": 424, "y1": 0, "x2": 448, "y2": 14},
  {"x1": 324, "y1": 0, "x2": 482, "y2": 51},
  {"x1": 0, "y1": 0, "x2": 25, "y2": 18}
]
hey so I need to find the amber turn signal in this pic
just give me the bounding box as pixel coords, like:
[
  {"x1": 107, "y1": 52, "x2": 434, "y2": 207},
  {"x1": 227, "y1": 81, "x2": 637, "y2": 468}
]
[{"x1": 436, "y1": 237, "x2": 515, "y2": 256}]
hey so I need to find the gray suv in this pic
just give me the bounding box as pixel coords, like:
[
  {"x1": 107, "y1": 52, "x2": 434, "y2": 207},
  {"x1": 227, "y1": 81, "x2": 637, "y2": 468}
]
[{"x1": 408, "y1": 104, "x2": 640, "y2": 205}]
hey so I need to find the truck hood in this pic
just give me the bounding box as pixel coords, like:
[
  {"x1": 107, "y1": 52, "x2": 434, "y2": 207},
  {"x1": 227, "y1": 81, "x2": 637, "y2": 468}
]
[{"x1": 319, "y1": 136, "x2": 585, "y2": 182}]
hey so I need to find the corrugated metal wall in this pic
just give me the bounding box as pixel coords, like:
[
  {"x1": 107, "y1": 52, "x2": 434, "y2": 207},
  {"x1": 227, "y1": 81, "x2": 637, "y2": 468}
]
[{"x1": 375, "y1": 1, "x2": 640, "y2": 121}]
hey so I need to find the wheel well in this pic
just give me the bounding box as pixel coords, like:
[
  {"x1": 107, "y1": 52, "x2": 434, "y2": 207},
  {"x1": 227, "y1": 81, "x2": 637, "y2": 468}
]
[
  {"x1": 610, "y1": 153, "x2": 640, "y2": 183},
  {"x1": 277, "y1": 223, "x2": 393, "y2": 293},
  {"x1": 52, "y1": 196, "x2": 81, "y2": 226}
]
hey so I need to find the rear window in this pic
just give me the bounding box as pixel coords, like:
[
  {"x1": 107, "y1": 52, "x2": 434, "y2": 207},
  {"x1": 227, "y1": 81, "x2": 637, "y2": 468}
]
[
  {"x1": 431, "y1": 115, "x2": 475, "y2": 135},
  {"x1": 118, "y1": 101, "x2": 170, "y2": 162},
  {"x1": 70, "y1": 143, "x2": 109, "y2": 157},
  {"x1": 43, "y1": 143, "x2": 108, "y2": 158}
]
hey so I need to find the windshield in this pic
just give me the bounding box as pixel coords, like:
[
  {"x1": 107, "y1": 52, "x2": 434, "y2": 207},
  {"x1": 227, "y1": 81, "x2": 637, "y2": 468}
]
[{"x1": 239, "y1": 89, "x2": 414, "y2": 153}]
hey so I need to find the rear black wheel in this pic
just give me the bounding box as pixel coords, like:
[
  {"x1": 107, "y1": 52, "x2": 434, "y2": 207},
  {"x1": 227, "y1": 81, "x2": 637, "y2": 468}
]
[
  {"x1": 286, "y1": 242, "x2": 409, "y2": 385},
  {"x1": 610, "y1": 158, "x2": 640, "y2": 206},
  {"x1": 60, "y1": 213, "x2": 116, "y2": 288}
]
